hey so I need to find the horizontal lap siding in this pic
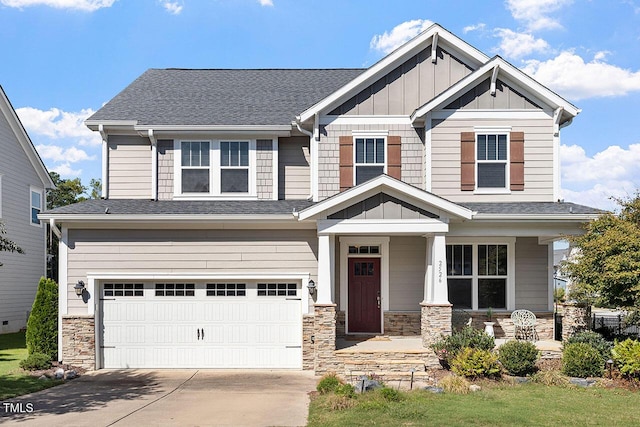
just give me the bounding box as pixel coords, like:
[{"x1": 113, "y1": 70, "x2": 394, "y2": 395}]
[
  {"x1": 278, "y1": 137, "x2": 310, "y2": 200},
  {"x1": 515, "y1": 237, "x2": 549, "y2": 311},
  {"x1": 389, "y1": 236, "x2": 425, "y2": 311},
  {"x1": 430, "y1": 118, "x2": 555, "y2": 202},
  {"x1": 65, "y1": 229, "x2": 318, "y2": 314},
  {"x1": 0, "y1": 110, "x2": 46, "y2": 332},
  {"x1": 108, "y1": 136, "x2": 151, "y2": 199}
]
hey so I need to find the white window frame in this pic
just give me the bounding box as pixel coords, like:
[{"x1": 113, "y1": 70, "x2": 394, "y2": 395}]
[
  {"x1": 174, "y1": 140, "x2": 257, "y2": 199},
  {"x1": 474, "y1": 127, "x2": 511, "y2": 194},
  {"x1": 29, "y1": 186, "x2": 43, "y2": 227},
  {"x1": 445, "y1": 237, "x2": 516, "y2": 311},
  {"x1": 352, "y1": 132, "x2": 388, "y2": 186}
]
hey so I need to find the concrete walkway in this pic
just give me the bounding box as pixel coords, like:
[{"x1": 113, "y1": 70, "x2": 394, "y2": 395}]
[{"x1": 0, "y1": 370, "x2": 317, "y2": 427}]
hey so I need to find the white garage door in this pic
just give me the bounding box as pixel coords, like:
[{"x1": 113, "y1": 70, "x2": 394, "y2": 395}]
[{"x1": 100, "y1": 282, "x2": 302, "y2": 369}]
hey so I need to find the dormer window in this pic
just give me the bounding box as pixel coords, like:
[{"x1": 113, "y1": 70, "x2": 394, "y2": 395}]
[{"x1": 175, "y1": 140, "x2": 257, "y2": 198}]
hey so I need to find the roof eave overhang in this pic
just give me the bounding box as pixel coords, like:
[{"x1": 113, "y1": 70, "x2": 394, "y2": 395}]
[
  {"x1": 86, "y1": 120, "x2": 293, "y2": 136},
  {"x1": 411, "y1": 57, "x2": 581, "y2": 126},
  {"x1": 471, "y1": 214, "x2": 599, "y2": 222},
  {"x1": 39, "y1": 214, "x2": 298, "y2": 223},
  {"x1": 298, "y1": 175, "x2": 474, "y2": 221},
  {"x1": 298, "y1": 23, "x2": 489, "y2": 123}
]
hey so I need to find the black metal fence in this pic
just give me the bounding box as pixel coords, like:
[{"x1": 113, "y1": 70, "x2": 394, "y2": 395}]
[{"x1": 592, "y1": 313, "x2": 640, "y2": 338}]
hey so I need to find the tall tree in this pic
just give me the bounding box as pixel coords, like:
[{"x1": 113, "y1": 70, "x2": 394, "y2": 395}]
[
  {"x1": 0, "y1": 221, "x2": 24, "y2": 267},
  {"x1": 564, "y1": 194, "x2": 640, "y2": 320}
]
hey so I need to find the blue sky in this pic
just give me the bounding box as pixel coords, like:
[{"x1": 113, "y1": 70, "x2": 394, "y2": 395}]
[{"x1": 1, "y1": 0, "x2": 639, "y2": 211}]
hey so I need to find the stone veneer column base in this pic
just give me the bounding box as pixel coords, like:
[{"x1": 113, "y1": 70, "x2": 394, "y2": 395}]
[
  {"x1": 314, "y1": 304, "x2": 341, "y2": 375},
  {"x1": 61, "y1": 315, "x2": 95, "y2": 371},
  {"x1": 420, "y1": 303, "x2": 452, "y2": 348},
  {"x1": 562, "y1": 302, "x2": 591, "y2": 341},
  {"x1": 302, "y1": 314, "x2": 315, "y2": 370}
]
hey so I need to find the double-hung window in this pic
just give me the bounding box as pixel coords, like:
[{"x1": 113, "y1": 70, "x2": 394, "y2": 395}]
[
  {"x1": 446, "y1": 240, "x2": 513, "y2": 310},
  {"x1": 476, "y1": 134, "x2": 508, "y2": 189},
  {"x1": 176, "y1": 140, "x2": 256, "y2": 197},
  {"x1": 355, "y1": 137, "x2": 385, "y2": 185},
  {"x1": 30, "y1": 187, "x2": 43, "y2": 226},
  {"x1": 181, "y1": 141, "x2": 210, "y2": 193}
]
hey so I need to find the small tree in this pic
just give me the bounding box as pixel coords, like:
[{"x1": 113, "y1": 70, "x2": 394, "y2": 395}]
[
  {"x1": 564, "y1": 194, "x2": 640, "y2": 321},
  {"x1": 26, "y1": 277, "x2": 58, "y2": 360},
  {"x1": 0, "y1": 221, "x2": 24, "y2": 266}
]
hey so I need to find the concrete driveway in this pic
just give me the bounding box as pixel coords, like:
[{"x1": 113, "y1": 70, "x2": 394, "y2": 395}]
[{"x1": 0, "y1": 370, "x2": 317, "y2": 426}]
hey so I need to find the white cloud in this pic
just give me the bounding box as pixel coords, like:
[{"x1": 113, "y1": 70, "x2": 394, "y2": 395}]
[
  {"x1": 15, "y1": 106, "x2": 101, "y2": 146},
  {"x1": 160, "y1": 1, "x2": 182, "y2": 14},
  {"x1": 522, "y1": 51, "x2": 640, "y2": 100},
  {"x1": 51, "y1": 162, "x2": 82, "y2": 178},
  {"x1": 0, "y1": 0, "x2": 115, "y2": 11},
  {"x1": 506, "y1": 0, "x2": 573, "y2": 31},
  {"x1": 560, "y1": 144, "x2": 640, "y2": 211},
  {"x1": 258, "y1": 0, "x2": 273, "y2": 6},
  {"x1": 370, "y1": 19, "x2": 434, "y2": 54},
  {"x1": 463, "y1": 23, "x2": 485, "y2": 33},
  {"x1": 494, "y1": 28, "x2": 549, "y2": 59},
  {"x1": 36, "y1": 144, "x2": 94, "y2": 163}
]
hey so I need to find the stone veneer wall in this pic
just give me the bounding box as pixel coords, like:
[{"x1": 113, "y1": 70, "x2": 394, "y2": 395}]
[
  {"x1": 562, "y1": 302, "x2": 591, "y2": 341},
  {"x1": 420, "y1": 303, "x2": 452, "y2": 347},
  {"x1": 302, "y1": 314, "x2": 315, "y2": 370},
  {"x1": 314, "y1": 304, "x2": 343, "y2": 375},
  {"x1": 384, "y1": 312, "x2": 421, "y2": 335},
  {"x1": 61, "y1": 315, "x2": 95, "y2": 370},
  {"x1": 468, "y1": 312, "x2": 555, "y2": 340}
]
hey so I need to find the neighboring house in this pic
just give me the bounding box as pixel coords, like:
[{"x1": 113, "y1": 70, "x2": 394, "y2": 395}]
[
  {"x1": 0, "y1": 85, "x2": 55, "y2": 334},
  {"x1": 41, "y1": 24, "x2": 603, "y2": 372}
]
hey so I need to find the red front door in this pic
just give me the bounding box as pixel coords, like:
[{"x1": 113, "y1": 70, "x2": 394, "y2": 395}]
[{"x1": 348, "y1": 258, "x2": 381, "y2": 333}]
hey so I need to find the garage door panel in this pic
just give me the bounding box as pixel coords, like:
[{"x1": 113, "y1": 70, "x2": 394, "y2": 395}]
[{"x1": 101, "y1": 281, "x2": 302, "y2": 369}]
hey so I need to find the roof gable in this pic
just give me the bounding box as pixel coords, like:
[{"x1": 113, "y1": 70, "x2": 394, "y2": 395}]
[
  {"x1": 0, "y1": 86, "x2": 54, "y2": 189},
  {"x1": 298, "y1": 24, "x2": 489, "y2": 123}
]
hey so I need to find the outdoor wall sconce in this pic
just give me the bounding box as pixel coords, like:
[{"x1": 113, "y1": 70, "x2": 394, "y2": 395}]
[
  {"x1": 307, "y1": 279, "x2": 316, "y2": 295},
  {"x1": 74, "y1": 280, "x2": 85, "y2": 296}
]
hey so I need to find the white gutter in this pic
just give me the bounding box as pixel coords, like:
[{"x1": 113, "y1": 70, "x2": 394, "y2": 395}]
[
  {"x1": 99, "y1": 124, "x2": 108, "y2": 199},
  {"x1": 471, "y1": 214, "x2": 600, "y2": 221},
  {"x1": 295, "y1": 118, "x2": 316, "y2": 201},
  {"x1": 38, "y1": 214, "x2": 300, "y2": 223}
]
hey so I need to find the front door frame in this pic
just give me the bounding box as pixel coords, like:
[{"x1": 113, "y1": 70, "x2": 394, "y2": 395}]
[{"x1": 340, "y1": 237, "x2": 389, "y2": 334}]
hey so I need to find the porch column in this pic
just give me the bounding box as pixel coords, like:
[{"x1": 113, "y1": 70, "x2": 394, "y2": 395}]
[
  {"x1": 316, "y1": 234, "x2": 335, "y2": 304},
  {"x1": 421, "y1": 233, "x2": 452, "y2": 347}
]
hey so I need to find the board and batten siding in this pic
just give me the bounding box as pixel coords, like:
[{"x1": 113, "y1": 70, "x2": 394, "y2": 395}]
[
  {"x1": 318, "y1": 123, "x2": 424, "y2": 200},
  {"x1": 388, "y1": 236, "x2": 425, "y2": 311},
  {"x1": 329, "y1": 46, "x2": 473, "y2": 116},
  {"x1": 278, "y1": 136, "x2": 310, "y2": 200},
  {"x1": 108, "y1": 135, "x2": 152, "y2": 199},
  {"x1": 514, "y1": 237, "x2": 550, "y2": 311},
  {"x1": 430, "y1": 117, "x2": 555, "y2": 202},
  {"x1": 65, "y1": 228, "x2": 318, "y2": 315},
  {"x1": 0, "y1": 107, "x2": 47, "y2": 333}
]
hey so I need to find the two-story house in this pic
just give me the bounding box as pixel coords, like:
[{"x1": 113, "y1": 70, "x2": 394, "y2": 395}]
[
  {"x1": 41, "y1": 24, "x2": 602, "y2": 373},
  {"x1": 0, "y1": 85, "x2": 54, "y2": 334}
]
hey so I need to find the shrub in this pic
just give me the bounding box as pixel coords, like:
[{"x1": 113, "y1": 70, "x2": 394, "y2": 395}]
[
  {"x1": 317, "y1": 373, "x2": 342, "y2": 394},
  {"x1": 26, "y1": 277, "x2": 58, "y2": 360},
  {"x1": 565, "y1": 331, "x2": 612, "y2": 361},
  {"x1": 450, "y1": 347, "x2": 501, "y2": 378},
  {"x1": 531, "y1": 369, "x2": 570, "y2": 387},
  {"x1": 379, "y1": 387, "x2": 402, "y2": 402},
  {"x1": 430, "y1": 326, "x2": 495, "y2": 365},
  {"x1": 334, "y1": 383, "x2": 356, "y2": 398},
  {"x1": 562, "y1": 342, "x2": 604, "y2": 378},
  {"x1": 612, "y1": 339, "x2": 640, "y2": 378},
  {"x1": 439, "y1": 374, "x2": 470, "y2": 394},
  {"x1": 19, "y1": 352, "x2": 51, "y2": 370},
  {"x1": 498, "y1": 340, "x2": 539, "y2": 376}
]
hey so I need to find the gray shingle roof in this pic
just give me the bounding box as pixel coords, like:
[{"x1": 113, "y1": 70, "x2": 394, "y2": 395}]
[
  {"x1": 87, "y1": 68, "x2": 366, "y2": 126},
  {"x1": 43, "y1": 199, "x2": 314, "y2": 216},
  {"x1": 461, "y1": 202, "x2": 605, "y2": 215}
]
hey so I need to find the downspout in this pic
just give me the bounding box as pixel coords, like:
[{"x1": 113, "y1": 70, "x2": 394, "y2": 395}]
[
  {"x1": 148, "y1": 129, "x2": 158, "y2": 201},
  {"x1": 99, "y1": 124, "x2": 108, "y2": 199},
  {"x1": 295, "y1": 117, "x2": 316, "y2": 201}
]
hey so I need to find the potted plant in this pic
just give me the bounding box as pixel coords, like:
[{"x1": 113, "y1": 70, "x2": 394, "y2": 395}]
[{"x1": 484, "y1": 307, "x2": 495, "y2": 337}]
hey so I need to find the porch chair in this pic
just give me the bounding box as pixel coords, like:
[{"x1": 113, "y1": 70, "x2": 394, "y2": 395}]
[{"x1": 511, "y1": 309, "x2": 538, "y2": 341}]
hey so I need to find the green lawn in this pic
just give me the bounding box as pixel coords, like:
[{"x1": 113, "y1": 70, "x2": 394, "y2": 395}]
[
  {"x1": 0, "y1": 332, "x2": 62, "y2": 399},
  {"x1": 308, "y1": 384, "x2": 640, "y2": 427}
]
